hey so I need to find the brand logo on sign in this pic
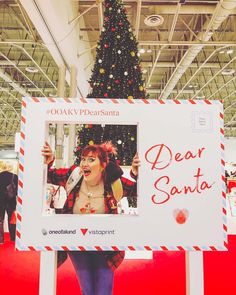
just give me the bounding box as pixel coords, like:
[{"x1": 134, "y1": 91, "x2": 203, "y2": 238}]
[
  {"x1": 80, "y1": 228, "x2": 115, "y2": 235},
  {"x1": 42, "y1": 228, "x2": 48, "y2": 235},
  {"x1": 80, "y1": 228, "x2": 88, "y2": 236}
]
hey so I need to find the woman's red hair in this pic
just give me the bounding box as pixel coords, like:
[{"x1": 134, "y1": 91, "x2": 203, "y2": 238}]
[{"x1": 81, "y1": 141, "x2": 117, "y2": 165}]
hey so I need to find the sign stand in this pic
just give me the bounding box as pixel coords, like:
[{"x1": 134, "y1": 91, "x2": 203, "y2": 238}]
[
  {"x1": 186, "y1": 252, "x2": 204, "y2": 295},
  {"x1": 39, "y1": 251, "x2": 57, "y2": 295}
]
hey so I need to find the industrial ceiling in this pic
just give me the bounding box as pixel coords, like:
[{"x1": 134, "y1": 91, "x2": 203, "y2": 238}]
[{"x1": 0, "y1": 0, "x2": 236, "y2": 149}]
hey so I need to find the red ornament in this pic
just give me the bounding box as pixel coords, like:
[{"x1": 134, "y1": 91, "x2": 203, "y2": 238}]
[
  {"x1": 115, "y1": 80, "x2": 120, "y2": 84},
  {"x1": 128, "y1": 80, "x2": 133, "y2": 85},
  {"x1": 118, "y1": 22, "x2": 123, "y2": 26},
  {"x1": 104, "y1": 44, "x2": 109, "y2": 48},
  {"x1": 88, "y1": 124, "x2": 93, "y2": 129},
  {"x1": 111, "y1": 27, "x2": 116, "y2": 32},
  {"x1": 105, "y1": 3, "x2": 111, "y2": 7},
  {"x1": 100, "y1": 83, "x2": 104, "y2": 87},
  {"x1": 105, "y1": 17, "x2": 109, "y2": 21},
  {"x1": 104, "y1": 93, "x2": 108, "y2": 97}
]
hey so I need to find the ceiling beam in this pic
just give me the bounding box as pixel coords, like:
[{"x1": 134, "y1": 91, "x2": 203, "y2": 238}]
[
  {"x1": 159, "y1": 0, "x2": 236, "y2": 100},
  {"x1": 19, "y1": 0, "x2": 92, "y2": 97},
  {"x1": 0, "y1": 68, "x2": 30, "y2": 97}
]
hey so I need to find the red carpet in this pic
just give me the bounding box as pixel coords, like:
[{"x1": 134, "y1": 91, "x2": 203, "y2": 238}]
[{"x1": 1, "y1": 233, "x2": 236, "y2": 294}]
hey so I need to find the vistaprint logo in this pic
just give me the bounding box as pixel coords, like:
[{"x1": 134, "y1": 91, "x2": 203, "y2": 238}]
[
  {"x1": 80, "y1": 228, "x2": 115, "y2": 236},
  {"x1": 42, "y1": 228, "x2": 76, "y2": 235}
]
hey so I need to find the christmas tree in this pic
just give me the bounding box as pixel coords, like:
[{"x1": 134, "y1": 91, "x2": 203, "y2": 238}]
[
  {"x1": 87, "y1": 0, "x2": 147, "y2": 99},
  {"x1": 76, "y1": 0, "x2": 146, "y2": 207}
]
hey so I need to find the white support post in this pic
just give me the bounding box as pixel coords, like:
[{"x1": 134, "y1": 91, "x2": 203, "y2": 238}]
[
  {"x1": 185, "y1": 251, "x2": 204, "y2": 295},
  {"x1": 39, "y1": 251, "x2": 57, "y2": 295}
]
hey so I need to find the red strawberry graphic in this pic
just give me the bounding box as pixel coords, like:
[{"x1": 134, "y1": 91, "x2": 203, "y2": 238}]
[
  {"x1": 80, "y1": 228, "x2": 88, "y2": 235},
  {"x1": 173, "y1": 209, "x2": 189, "y2": 224}
]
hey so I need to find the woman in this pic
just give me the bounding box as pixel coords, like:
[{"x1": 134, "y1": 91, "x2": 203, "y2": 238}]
[
  {"x1": 0, "y1": 170, "x2": 18, "y2": 243},
  {"x1": 42, "y1": 141, "x2": 139, "y2": 295}
]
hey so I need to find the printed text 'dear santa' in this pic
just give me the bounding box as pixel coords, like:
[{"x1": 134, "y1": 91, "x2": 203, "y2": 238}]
[
  {"x1": 145, "y1": 143, "x2": 205, "y2": 170},
  {"x1": 144, "y1": 144, "x2": 215, "y2": 205}
]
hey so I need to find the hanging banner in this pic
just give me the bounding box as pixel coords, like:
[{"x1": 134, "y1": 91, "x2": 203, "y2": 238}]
[{"x1": 16, "y1": 98, "x2": 227, "y2": 251}]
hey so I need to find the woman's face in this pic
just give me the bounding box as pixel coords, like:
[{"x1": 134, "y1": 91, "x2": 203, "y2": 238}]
[{"x1": 80, "y1": 152, "x2": 105, "y2": 184}]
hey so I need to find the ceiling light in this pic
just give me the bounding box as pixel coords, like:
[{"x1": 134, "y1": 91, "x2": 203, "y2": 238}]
[
  {"x1": 144, "y1": 15, "x2": 164, "y2": 27},
  {"x1": 196, "y1": 94, "x2": 205, "y2": 99},
  {"x1": 25, "y1": 66, "x2": 39, "y2": 73},
  {"x1": 139, "y1": 48, "x2": 146, "y2": 54},
  {"x1": 226, "y1": 49, "x2": 234, "y2": 54},
  {"x1": 222, "y1": 69, "x2": 235, "y2": 75}
]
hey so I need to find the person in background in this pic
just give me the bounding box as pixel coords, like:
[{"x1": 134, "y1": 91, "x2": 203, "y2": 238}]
[
  {"x1": 42, "y1": 141, "x2": 139, "y2": 295},
  {"x1": 0, "y1": 170, "x2": 18, "y2": 244}
]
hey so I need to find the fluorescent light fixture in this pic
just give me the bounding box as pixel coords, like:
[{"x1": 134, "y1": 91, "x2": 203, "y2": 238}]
[
  {"x1": 25, "y1": 66, "x2": 39, "y2": 73},
  {"x1": 196, "y1": 94, "x2": 205, "y2": 99},
  {"x1": 226, "y1": 49, "x2": 234, "y2": 54},
  {"x1": 222, "y1": 69, "x2": 235, "y2": 75}
]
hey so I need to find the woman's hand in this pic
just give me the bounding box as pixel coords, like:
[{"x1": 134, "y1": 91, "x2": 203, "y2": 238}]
[
  {"x1": 131, "y1": 153, "x2": 140, "y2": 176},
  {"x1": 41, "y1": 142, "x2": 54, "y2": 165}
]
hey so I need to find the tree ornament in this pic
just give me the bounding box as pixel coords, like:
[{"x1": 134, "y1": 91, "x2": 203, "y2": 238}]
[
  {"x1": 99, "y1": 68, "x2": 105, "y2": 74},
  {"x1": 102, "y1": 27, "x2": 105, "y2": 32},
  {"x1": 107, "y1": 86, "x2": 111, "y2": 89},
  {"x1": 109, "y1": 7, "x2": 112, "y2": 11},
  {"x1": 100, "y1": 83, "x2": 104, "y2": 86},
  {"x1": 117, "y1": 35, "x2": 121, "y2": 39},
  {"x1": 111, "y1": 64, "x2": 115, "y2": 68},
  {"x1": 124, "y1": 71, "x2": 128, "y2": 76},
  {"x1": 117, "y1": 9, "x2": 121, "y2": 13},
  {"x1": 98, "y1": 59, "x2": 102, "y2": 63},
  {"x1": 118, "y1": 22, "x2": 123, "y2": 26},
  {"x1": 130, "y1": 51, "x2": 135, "y2": 57},
  {"x1": 89, "y1": 140, "x2": 94, "y2": 145},
  {"x1": 130, "y1": 36, "x2": 134, "y2": 40},
  {"x1": 109, "y1": 74, "x2": 114, "y2": 78},
  {"x1": 137, "y1": 52, "x2": 140, "y2": 57},
  {"x1": 104, "y1": 92, "x2": 108, "y2": 97},
  {"x1": 128, "y1": 96, "x2": 133, "y2": 100},
  {"x1": 104, "y1": 44, "x2": 109, "y2": 48},
  {"x1": 118, "y1": 50, "x2": 121, "y2": 54},
  {"x1": 139, "y1": 85, "x2": 144, "y2": 91},
  {"x1": 128, "y1": 80, "x2": 133, "y2": 85},
  {"x1": 111, "y1": 27, "x2": 116, "y2": 32},
  {"x1": 115, "y1": 79, "x2": 120, "y2": 84}
]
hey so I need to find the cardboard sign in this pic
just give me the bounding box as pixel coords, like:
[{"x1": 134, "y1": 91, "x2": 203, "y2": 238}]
[{"x1": 16, "y1": 98, "x2": 227, "y2": 251}]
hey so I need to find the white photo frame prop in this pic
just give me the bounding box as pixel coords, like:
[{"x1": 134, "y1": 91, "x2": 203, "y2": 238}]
[{"x1": 16, "y1": 98, "x2": 227, "y2": 251}]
